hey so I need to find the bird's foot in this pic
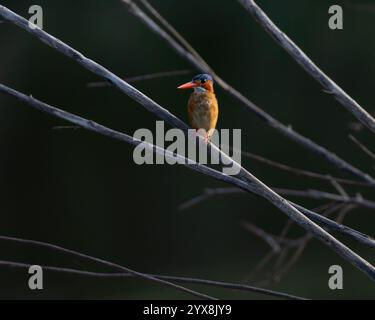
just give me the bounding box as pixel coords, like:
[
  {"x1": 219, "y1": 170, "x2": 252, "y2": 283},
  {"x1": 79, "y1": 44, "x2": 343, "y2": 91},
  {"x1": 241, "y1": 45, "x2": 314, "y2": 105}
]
[{"x1": 204, "y1": 132, "x2": 210, "y2": 144}]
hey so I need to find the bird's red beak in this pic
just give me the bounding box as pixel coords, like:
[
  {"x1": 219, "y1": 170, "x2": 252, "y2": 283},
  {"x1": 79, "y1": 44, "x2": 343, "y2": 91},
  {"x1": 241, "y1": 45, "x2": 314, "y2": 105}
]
[{"x1": 177, "y1": 81, "x2": 198, "y2": 89}]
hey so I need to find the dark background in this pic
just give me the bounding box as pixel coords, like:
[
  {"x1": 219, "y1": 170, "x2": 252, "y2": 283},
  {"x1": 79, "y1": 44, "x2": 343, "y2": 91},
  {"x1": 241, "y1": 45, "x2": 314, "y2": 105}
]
[{"x1": 0, "y1": 0, "x2": 374, "y2": 299}]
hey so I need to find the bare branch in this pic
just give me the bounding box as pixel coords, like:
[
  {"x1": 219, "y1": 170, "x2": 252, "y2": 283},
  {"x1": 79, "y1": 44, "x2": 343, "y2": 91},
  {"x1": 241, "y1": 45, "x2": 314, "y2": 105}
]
[
  {"x1": 138, "y1": 0, "x2": 212, "y2": 73},
  {"x1": 52, "y1": 125, "x2": 81, "y2": 130},
  {"x1": 0, "y1": 259, "x2": 306, "y2": 300},
  {"x1": 244, "y1": 202, "x2": 339, "y2": 283},
  {"x1": 273, "y1": 187, "x2": 375, "y2": 210},
  {"x1": 1, "y1": 5, "x2": 375, "y2": 281},
  {"x1": 0, "y1": 238, "x2": 213, "y2": 300},
  {"x1": 242, "y1": 222, "x2": 282, "y2": 253},
  {"x1": 121, "y1": 0, "x2": 375, "y2": 187},
  {"x1": 86, "y1": 69, "x2": 191, "y2": 88},
  {"x1": 252, "y1": 203, "x2": 346, "y2": 285},
  {"x1": 178, "y1": 187, "x2": 375, "y2": 248},
  {"x1": 270, "y1": 204, "x2": 357, "y2": 284},
  {"x1": 240, "y1": 150, "x2": 369, "y2": 187},
  {"x1": 2, "y1": 83, "x2": 375, "y2": 281},
  {"x1": 238, "y1": 0, "x2": 375, "y2": 134},
  {"x1": 329, "y1": 179, "x2": 350, "y2": 199},
  {"x1": 349, "y1": 134, "x2": 375, "y2": 161}
]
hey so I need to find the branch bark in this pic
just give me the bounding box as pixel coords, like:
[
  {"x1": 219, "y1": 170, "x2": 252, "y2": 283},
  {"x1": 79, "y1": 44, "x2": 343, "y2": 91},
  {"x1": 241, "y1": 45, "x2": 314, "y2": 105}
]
[
  {"x1": 0, "y1": 236, "x2": 307, "y2": 300},
  {"x1": 1, "y1": 83, "x2": 374, "y2": 281},
  {"x1": 349, "y1": 135, "x2": 375, "y2": 161},
  {"x1": 120, "y1": 0, "x2": 375, "y2": 187},
  {"x1": 178, "y1": 187, "x2": 375, "y2": 249},
  {"x1": 238, "y1": 0, "x2": 375, "y2": 134},
  {"x1": 86, "y1": 69, "x2": 191, "y2": 88},
  {"x1": 240, "y1": 150, "x2": 370, "y2": 187},
  {"x1": 0, "y1": 5, "x2": 374, "y2": 281}
]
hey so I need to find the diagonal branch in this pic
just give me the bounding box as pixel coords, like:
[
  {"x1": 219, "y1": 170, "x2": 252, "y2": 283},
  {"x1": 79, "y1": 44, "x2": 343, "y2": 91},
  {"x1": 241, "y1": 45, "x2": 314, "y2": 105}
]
[
  {"x1": 240, "y1": 150, "x2": 370, "y2": 187},
  {"x1": 1, "y1": 83, "x2": 375, "y2": 282},
  {"x1": 244, "y1": 202, "x2": 341, "y2": 283},
  {"x1": 242, "y1": 222, "x2": 282, "y2": 253},
  {"x1": 263, "y1": 204, "x2": 358, "y2": 285},
  {"x1": 1, "y1": 5, "x2": 375, "y2": 281},
  {"x1": 86, "y1": 69, "x2": 191, "y2": 88},
  {"x1": 273, "y1": 187, "x2": 375, "y2": 210},
  {"x1": 349, "y1": 135, "x2": 375, "y2": 161},
  {"x1": 121, "y1": 0, "x2": 375, "y2": 187},
  {"x1": 238, "y1": 0, "x2": 375, "y2": 134},
  {"x1": 0, "y1": 84, "x2": 375, "y2": 279},
  {"x1": 138, "y1": 0, "x2": 213, "y2": 73},
  {"x1": 178, "y1": 187, "x2": 375, "y2": 249},
  {"x1": 47, "y1": 125, "x2": 371, "y2": 187}
]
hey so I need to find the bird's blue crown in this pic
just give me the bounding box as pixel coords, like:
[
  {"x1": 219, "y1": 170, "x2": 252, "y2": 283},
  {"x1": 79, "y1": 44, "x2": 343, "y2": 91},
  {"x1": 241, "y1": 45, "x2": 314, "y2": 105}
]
[{"x1": 192, "y1": 74, "x2": 213, "y2": 83}]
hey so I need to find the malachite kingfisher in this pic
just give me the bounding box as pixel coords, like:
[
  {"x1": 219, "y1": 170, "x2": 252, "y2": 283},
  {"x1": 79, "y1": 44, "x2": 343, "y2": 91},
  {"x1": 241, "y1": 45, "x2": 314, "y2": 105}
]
[{"x1": 177, "y1": 74, "x2": 219, "y2": 142}]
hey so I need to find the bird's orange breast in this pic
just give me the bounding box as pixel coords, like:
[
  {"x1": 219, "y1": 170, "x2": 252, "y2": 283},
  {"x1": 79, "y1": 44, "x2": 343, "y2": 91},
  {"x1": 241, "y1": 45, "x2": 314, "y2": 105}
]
[{"x1": 187, "y1": 91, "x2": 218, "y2": 132}]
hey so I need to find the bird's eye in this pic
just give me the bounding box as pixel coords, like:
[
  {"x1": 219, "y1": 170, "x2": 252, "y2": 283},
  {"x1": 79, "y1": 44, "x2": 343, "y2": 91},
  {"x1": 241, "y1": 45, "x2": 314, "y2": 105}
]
[{"x1": 201, "y1": 79, "x2": 206, "y2": 84}]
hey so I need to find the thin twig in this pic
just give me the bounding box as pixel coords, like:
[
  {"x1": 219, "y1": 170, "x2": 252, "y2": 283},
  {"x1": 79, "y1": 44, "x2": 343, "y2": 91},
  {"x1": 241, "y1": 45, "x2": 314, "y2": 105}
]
[
  {"x1": 121, "y1": 0, "x2": 375, "y2": 187},
  {"x1": 253, "y1": 203, "x2": 345, "y2": 286},
  {"x1": 278, "y1": 206, "x2": 346, "y2": 275},
  {"x1": 240, "y1": 150, "x2": 369, "y2": 187},
  {"x1": 244, "y1": 202, "x2": 338, "y2": 283},
  {"x1": 242, "y1": 222, "x2": 282, "y2": 253},
  {"x1": 52, "y1": 125, "x2": 81, "y2": 130},
  {"x1": 178, "y1": 187, "x2": 375, "y2": 248},
  {"x1": 138, "y1": 0, "x2": 212, "y2": 73},
  {"x1": 238, "y1": 0, "x2": 375, "y2": 134},
  {"x1": 0, "y1": 237, "x2": 213, "y2": 300},
  {"x1": 87, "y1": 69, "x2": 191, "y2": 88},
  {"x1": 1, "y1": 6, "x2": 375, "y2": 281},
  {"x1": 329, "y1": 179, "x2": 349, "y2": 199},
  {"x1": 0, "y1": 235, "x2": 307, "y2": 300},
  {"x1": 273, "y1": 187, "x2": 375, "y2": 210},
  {"x1": 349, "y1": 134, "x2": 375, "y2": 161},
  {"x1": 270, "y1": 204, "x2": 357, "y2": 284},
  {"x1": 1, "y1": 84, "x2": 375, "y2": 281},
  {"x1": 180, "y1": 186, "x2": 375, "y2": 213},
  {"x1": 0, "y1": 259, "x2": 307, "y2": 300}
]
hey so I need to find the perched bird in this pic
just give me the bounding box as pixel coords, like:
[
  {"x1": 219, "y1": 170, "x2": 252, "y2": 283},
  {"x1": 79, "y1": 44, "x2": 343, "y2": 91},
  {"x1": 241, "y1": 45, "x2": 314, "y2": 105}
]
[{"x1": 177, "y1": 74, "x2": 219, "y2": 142}]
